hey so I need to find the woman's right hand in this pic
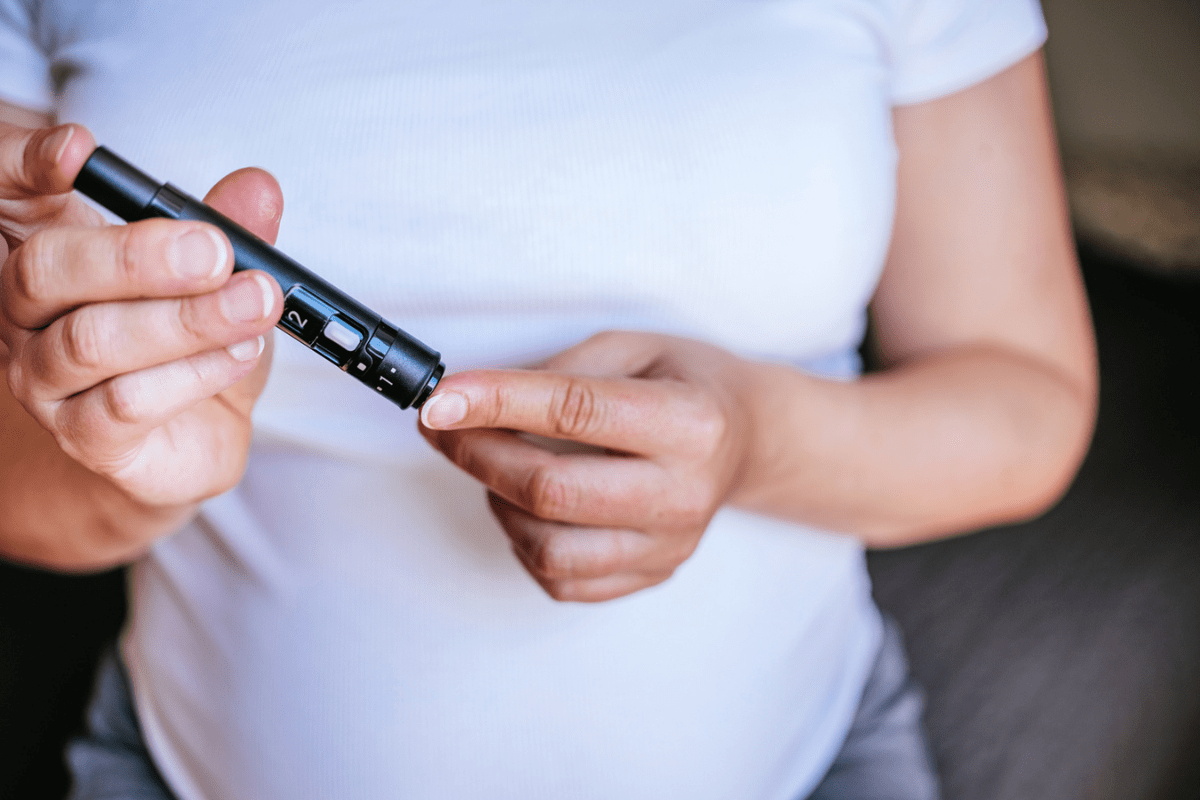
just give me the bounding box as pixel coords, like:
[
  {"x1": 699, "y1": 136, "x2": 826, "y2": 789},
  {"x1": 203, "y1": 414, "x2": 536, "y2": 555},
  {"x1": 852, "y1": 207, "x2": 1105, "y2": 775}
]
[{"x1": 0, "y1": 122, "x2": 284, "y2": 564}]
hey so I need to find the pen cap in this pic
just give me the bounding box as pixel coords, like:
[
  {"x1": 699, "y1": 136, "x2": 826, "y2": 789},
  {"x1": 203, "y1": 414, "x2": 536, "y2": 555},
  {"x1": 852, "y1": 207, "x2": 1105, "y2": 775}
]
[
  {"x1": 369, "y1": 321, "x2": 444, "y2": 408},
  {"x1": 74, "y1": 147, "x2": 160, "y2": 222}
]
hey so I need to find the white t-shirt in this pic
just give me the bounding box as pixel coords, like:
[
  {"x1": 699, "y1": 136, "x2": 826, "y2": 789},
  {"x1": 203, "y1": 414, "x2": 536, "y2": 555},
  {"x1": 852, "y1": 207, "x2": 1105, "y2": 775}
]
[{"x1": 0, "y1": 1, "x2": 1045, "y2": 798}]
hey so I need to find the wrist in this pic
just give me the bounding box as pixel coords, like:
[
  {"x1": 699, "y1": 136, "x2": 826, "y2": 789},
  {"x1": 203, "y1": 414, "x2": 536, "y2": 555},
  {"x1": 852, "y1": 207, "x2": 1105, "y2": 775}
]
[
  {"x1": 725, "y1": 360, "x2": 858, "y2": 521},
  {"x1": 0, "y1": 394, "x2": 197, "y2": 570}
]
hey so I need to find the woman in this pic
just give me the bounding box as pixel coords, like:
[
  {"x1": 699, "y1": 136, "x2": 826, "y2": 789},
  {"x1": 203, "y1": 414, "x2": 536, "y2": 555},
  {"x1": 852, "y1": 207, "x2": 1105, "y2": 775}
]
[{"x1": 0, "y1": 0, "x2": 1095, "y2": 797}]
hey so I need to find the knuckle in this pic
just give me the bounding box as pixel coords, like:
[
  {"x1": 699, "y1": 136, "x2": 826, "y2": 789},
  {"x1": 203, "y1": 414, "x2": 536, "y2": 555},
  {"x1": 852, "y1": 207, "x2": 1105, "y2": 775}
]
[
  {"x1": 100, "y1": 378, "x2": 144, "y2": 426},
  {"x1": 585, "y1": 530, "x2": 629, "y2": 576},
  {"x1": 532, "y1": 534, "x2": 574, "y2": 578},
  {"x1": 549, "y1": 378, "x2": 603, "y2": 440},
  {"x1": 179, "y1": 350, "x2": 221, "y2": 396},
  {"x1": 174, "y1": 297, "x2": 210, "y2": 344},
  {"x1": 581, "y1": 330, "x2": 624, "y2": 352},
  {"x1": 51, "y1": 403, "x2": 111, "y2": 467},
  {"x1": 589, "y1": 330, "x2": 623, "y2": 346},
  {"x1": 525, "y1": 464, "x2": 575, "y2": 520},
  {"x1": 686, "y1": 396, "x2": 729, "y2": 454},
  {"x1": 446, "y1": 432, "x2": 483, "y2": 478},
  {"x1": 115, "y1": 225, "x2": 144, "y2": 284},
  {"x1": 483, "y1": 383, "x2": 508, "y2": 428},
  {"x1": 6, "y1": 356, "x2": 29, "y2": 400},
  {"x1": 12, "y1": 232, "x2": 54, "y2": 306},
  {"x1": 59, "y1": 311, "x2": 107, "y2": 372},
  {"x1": 608, "y1": 530, "x2": 642, "y2": 573},
  {"x1": 7, "y1": 355, "x2": 54, "y2": 427}
]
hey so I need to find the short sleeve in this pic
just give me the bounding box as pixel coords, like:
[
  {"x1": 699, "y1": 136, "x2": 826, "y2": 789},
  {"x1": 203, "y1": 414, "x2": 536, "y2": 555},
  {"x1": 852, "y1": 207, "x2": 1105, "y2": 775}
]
[
  {"x1": 889, "y1": 0, "x2": 1047, "y2": 106},
  {"x1": 0, "y1": 0, "x2": 53, "y2": 111}
]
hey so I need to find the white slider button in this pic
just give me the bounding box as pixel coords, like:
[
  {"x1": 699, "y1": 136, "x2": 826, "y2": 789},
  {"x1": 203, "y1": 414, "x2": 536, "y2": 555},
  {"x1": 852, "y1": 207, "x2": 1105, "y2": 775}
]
[{"x1": 322, "y1": 318, "x2": 363, "y2": 351}]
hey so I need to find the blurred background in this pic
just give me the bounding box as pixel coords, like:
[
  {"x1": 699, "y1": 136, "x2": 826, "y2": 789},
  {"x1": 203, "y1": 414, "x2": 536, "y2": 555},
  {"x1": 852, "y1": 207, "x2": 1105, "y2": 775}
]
[
  {"x1": 1046, "y1": 0, "x2": 1199, "y2": 273},
  {"x1": 2, "y1": 1, "x2": 1199, "y2": 798},
  {"x1": 873, "y1": 1, "x2": 1200, "y2": 797}
]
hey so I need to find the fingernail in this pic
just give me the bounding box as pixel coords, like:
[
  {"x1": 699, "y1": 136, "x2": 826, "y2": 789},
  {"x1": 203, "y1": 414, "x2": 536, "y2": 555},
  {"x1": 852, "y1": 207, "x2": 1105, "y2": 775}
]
[
  {"x1": 420, "y1": 391, "x2": 468, "y2": 428},
  {"x1": 220, "y1": 273, "x2": 274, "y2": 323},
  {"x1": 227, "y1": 335, "x2": 265, "y2": 362},
  {"x1": 170, "y1": 228, "x2": 228, "y2": 281},
  {"x1": 40, "y1": 125, "x2": 74, "y2": 165}
]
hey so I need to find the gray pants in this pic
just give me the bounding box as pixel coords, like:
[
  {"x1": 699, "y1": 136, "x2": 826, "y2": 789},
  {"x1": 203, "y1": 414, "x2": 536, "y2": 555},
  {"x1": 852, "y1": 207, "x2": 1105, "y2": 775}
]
[
  {"x1": 808, "y1": 620, "x2": 942, "y2": 800},
  {"x1": 68, "y1": 621, "x2": 940, "y2": 800}
]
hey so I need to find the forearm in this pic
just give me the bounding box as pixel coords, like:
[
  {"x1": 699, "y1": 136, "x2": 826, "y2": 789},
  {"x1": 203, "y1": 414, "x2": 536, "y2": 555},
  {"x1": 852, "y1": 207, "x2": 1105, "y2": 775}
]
[
  {"x1": 0, "y1": 366, "x2": 193, "y2": 570},
  {"x1": 733, "y1": 343, "x2": 1096, "y2": 547}
]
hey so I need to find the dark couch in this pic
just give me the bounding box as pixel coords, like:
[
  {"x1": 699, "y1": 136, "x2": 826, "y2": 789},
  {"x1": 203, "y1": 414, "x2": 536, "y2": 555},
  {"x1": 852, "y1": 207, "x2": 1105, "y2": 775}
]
[
  {"x1": 870, "y1": 246, "x2": 1200, "y2": 800},
  {"x1": 3, "y1": 245, "x2": 1200, "y2": 799}
]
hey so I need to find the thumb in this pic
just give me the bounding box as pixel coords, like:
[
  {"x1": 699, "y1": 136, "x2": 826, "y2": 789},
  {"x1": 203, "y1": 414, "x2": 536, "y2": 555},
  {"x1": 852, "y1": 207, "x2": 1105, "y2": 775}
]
[
  {"x1": 0, "y1": 122, "x2": 95, "y2": 200},
  {"x1": 202, "y1": 167, "x2": 284, "y2": 246}
]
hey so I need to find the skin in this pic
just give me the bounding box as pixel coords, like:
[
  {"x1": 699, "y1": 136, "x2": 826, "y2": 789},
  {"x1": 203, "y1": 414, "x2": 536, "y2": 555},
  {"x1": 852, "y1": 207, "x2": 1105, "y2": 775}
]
[
  {"x1": 0, "y1": 122, "x2": 284, "y2": 569},
  {"x1": 0, "y1": 52, "x2": 1096, "y2": 602},
  {"x1": 417, "y1": 52, "x2": 1097, "y2": 601}
]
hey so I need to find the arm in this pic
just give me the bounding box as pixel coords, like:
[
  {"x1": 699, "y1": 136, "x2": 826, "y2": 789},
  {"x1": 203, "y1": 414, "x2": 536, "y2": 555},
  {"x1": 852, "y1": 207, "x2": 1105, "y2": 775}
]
[
  {"x1": 737, "y1": 51, "x2": 1096, "y2": 543},
  {"x1": 418, "y1": 52, "x2": 1097, "y2": 601},
  {"x1": 0, "y1": 109, "x2": 285, "y2": 570}
]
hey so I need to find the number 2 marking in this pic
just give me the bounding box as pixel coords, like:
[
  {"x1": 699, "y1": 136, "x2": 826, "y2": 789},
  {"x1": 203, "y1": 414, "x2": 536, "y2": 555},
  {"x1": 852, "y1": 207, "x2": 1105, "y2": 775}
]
[{"x1": 286, "y1": 311, "x2": 307, "y2": 329}]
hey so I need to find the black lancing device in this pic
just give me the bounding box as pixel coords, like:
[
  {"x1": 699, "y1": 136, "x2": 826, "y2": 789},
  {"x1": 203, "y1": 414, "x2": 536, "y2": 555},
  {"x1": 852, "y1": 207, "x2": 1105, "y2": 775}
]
[{"x1": 74, "y1": 146, "x2": 444, "y2": 410}]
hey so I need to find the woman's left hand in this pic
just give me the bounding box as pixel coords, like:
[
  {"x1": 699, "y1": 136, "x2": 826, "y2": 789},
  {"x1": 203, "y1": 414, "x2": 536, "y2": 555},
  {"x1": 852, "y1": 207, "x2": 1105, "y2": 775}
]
[
  {"x1": 419, "y1": 331, "x2": 760, "y2": 602},
  {"x1": 422, "y1": 54, "x2": 1100, "y2": 604}
]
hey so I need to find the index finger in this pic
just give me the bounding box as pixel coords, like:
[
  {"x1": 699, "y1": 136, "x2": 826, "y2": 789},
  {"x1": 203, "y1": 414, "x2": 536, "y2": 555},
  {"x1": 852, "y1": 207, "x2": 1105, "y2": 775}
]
[
  {"x1": 419, "y1": 369, "x2": 711, "y2": 455},
  {"x1": 1, "y1": 219, "x2": 233, "y2": 331}
]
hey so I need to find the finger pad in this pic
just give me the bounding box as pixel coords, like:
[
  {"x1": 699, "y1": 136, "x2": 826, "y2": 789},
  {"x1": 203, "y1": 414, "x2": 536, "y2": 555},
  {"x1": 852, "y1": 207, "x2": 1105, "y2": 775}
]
[{"x1": 203, "y1": 168, "x2": 284, "y2": 244}]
